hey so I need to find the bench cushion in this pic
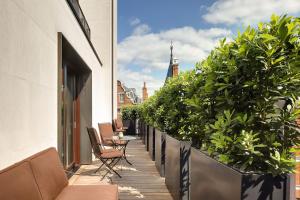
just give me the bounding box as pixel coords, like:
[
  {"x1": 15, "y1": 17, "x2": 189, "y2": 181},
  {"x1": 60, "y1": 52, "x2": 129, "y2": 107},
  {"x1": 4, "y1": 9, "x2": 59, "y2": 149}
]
[
  {"x1": 29, "y1": 148, "x2": 68, "y2": 200},
  {"x1": 0, "y1": 161, "x2": 42, "y2": 200},
  {"x1": 56, "y1": 185, "x2": 118, "y2": 200}
]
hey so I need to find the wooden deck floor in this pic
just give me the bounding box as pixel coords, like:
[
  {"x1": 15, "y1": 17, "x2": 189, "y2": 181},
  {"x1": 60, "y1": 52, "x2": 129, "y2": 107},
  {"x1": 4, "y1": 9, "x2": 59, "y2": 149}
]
[{"x1": 69, "y1": 139, "x2": 173, "y2": 200}]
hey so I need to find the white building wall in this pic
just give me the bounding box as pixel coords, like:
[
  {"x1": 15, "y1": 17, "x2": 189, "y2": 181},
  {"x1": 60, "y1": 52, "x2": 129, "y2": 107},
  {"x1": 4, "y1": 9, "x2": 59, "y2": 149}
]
[
  {"x1": 0, "y1": 0, "x2": 113, "y2": 169},
  {"x1": 80, "y1": 0, "x2": 118, "y2": 124}
]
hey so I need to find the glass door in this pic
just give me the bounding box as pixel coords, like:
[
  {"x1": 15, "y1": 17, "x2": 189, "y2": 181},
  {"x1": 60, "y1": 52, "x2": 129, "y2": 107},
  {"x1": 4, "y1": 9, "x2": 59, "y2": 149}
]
[{"x1": 63, "y1": 66, "x2": 77, "y2": 169}]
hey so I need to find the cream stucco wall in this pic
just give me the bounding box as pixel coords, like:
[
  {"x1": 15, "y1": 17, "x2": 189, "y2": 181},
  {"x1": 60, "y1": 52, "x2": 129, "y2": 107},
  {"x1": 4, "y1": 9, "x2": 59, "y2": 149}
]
[
  {"x1": 0, "y1": 0, "x2": 114, "y2": 169},
  {"x1": 80, "y1": 0, "x2": 118, "y2": 123}
]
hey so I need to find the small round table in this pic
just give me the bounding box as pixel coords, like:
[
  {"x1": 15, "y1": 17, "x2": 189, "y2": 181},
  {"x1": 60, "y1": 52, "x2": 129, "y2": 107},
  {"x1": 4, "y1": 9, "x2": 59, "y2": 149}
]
[{"x1": 113, "y1": 136, "x2": 136, "y2": 165}]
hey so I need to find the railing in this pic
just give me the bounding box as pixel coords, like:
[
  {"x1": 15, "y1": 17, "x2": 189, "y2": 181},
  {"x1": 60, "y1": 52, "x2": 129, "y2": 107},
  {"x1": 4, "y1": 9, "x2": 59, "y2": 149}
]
[
  {"x1": 66, "y1": 0, "x2": 91, "y2": 39},
  {"x1": 65, "y1": 0, "x2": 102, "y2": 66}
]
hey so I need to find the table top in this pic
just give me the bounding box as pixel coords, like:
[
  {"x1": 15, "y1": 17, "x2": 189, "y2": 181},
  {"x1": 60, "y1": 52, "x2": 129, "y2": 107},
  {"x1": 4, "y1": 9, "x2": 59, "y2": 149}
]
[{"x1": 113, "y1": 136, "x2": 136, "y2": 141}]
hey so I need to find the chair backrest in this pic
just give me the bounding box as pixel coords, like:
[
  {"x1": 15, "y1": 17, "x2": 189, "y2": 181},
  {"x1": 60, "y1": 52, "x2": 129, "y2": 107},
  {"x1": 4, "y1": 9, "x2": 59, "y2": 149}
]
[
  {"x1": 98, "y1": 123, "x2": 114, "y2": 141},
  {"x1": 114, "y1": 118, "x2": 123, "y2": 130},
  {"x1": 87, "y1": 127, "x2": 103, "y2": 156}
]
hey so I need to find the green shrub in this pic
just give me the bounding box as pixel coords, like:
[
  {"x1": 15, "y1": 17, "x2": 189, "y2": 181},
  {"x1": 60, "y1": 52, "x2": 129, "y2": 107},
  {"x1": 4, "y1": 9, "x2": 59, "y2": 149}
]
[
  {"x1": 140, "y1": 71, "x2": 195, "y2": 139},
  {"x1": 121, "y1": 105, "x2": 140, "y2": 120},
  {"x1": 140, "y1": 15, "x2": 300, "y2": 175},
  {"x1": 156, "y1": 71, "x2": 195, "y2": 138},
  {"x1": 188, "y1": 15, "x2": 300, "y2": 175}
]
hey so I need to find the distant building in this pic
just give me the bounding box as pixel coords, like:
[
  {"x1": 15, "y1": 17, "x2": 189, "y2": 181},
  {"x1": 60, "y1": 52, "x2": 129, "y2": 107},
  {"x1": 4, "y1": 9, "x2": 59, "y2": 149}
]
[
  {"x1": 142, "y1": 82, "x2": 149, "y2": 102},
  {"x1": 117, "y1": 80, "x2": 141, "y2": 116},
  {"x1": 165, "y1": 42, "x2": 179, "y2": 81}
]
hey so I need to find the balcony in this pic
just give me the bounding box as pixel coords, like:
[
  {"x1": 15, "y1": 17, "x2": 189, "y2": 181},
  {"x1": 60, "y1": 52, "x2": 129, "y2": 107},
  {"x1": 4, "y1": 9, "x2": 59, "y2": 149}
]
[
  {"x1": 69, "y1": 139, "x2": 173, "y2": 200},
  {"x1": 74, "y1": 122, "x2": 295, "y2": 200}
]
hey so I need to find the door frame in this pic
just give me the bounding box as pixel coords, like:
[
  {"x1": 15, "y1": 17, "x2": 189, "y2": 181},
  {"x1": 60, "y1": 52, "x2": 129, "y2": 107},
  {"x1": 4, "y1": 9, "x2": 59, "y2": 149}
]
[
  {"x1": 62, "y1": 65, "x2": 81, "y2": 170},
  {"x1": 57, "y1": 33, "x2": 93, "y2": 170}
]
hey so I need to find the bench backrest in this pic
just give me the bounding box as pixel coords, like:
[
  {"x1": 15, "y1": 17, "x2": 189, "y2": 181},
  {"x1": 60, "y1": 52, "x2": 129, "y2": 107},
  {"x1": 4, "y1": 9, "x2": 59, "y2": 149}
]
[
  {"x1": 0, "y1": 148, "x2": 68, "y2": 200},
  {"x1": 0, "y1": 161, "x2": 42, "y2": 200},
  {"x1": 28, "y1": 148, "x2": 68, "y2": 200}
]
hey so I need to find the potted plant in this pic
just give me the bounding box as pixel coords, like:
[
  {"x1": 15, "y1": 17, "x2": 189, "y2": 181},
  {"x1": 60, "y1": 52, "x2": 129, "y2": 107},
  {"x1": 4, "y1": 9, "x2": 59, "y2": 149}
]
[
  {"x1": 121, "y1": 105, "x2": 138, "y2": 135},
  {"x1": 139, "y1": 14, "x2": 300, "y2": 200},
  {"x1": 186, "y1": 15, "x2": 300, "y2": 200},
  {"x1": 141, "y1": 72, "x2": 195, "y2": 200}
]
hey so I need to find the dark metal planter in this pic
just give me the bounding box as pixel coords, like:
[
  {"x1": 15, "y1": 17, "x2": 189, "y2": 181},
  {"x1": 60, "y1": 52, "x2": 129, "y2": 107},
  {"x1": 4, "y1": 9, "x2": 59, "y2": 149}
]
[
  {"x1": 155, "y1": 129, "x2": 166, "y2": 177},
  {"x1": 190, "y1": 147, "x2": 295, "y2": 200},
  {"x1": 139, "y1": 121, "x2": 145, "y2": 143},
  {"x1": 142, "y1": 122, "x2": 146, "y2": 144},
  {"x1": 123, "y1": 119, "x2": 136, "y2": 135},
  {"x1": 165, "y1": 134, "x2": 191, "y2": 200},
  {"x1": 145, "y1": 125, "x2": 149, "y2": 151},
  {"x1": 148, "y1": 126, "x2": 155, "y2": 161}
]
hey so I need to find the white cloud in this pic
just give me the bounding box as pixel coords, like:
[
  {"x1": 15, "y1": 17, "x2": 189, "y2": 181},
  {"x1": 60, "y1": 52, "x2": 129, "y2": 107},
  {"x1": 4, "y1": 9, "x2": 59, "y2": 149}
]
[
  {"x1": 203, "y1": 0, "x2": 300, "y2": 25},
  {"x1": 129, "y1": 18, "x2": 141, "y2": 26},
  {"x1": 118, "y1": 65, "x2": 164, "y2": 97},
  {"x1": 132, "y1": 24, "x2": 151, "y2": 35},
  {"x1": 118, "y1": 25, "x2": 232, "y2": 96}
]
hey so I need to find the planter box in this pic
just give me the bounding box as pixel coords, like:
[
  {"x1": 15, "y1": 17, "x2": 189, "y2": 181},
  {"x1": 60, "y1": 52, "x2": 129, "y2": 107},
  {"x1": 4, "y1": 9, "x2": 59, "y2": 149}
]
[
  {"x1": 148, "y1": 126, "x2": 155, "y2": 161},
  {"x1": 143, "y1": 122, "x2": 147, "y2": 144},
  {"x1": 123, "y1": 119, "x2": 136, "y2": 135},
  {"x1": 140, "y1": 121, "x2": 145, "y2": 143},
  {"x1": 155, "y1": 129, "x2": 165, "y2": 177},
  {"x1": 145, "y1": 125, "x2": 149, "y2": 151},
  {"x1": 165, "y1": 134, "x2": 191, "y2": 200},
  {"x1": 190, "y1": 147, "x2": 295, "y2": 200}
]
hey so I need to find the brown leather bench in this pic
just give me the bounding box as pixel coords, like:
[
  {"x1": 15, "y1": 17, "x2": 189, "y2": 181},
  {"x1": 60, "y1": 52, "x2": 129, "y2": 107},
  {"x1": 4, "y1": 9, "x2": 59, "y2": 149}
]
[{"x1": 0, "y1": 148, "x2": 118, "y2": 200}]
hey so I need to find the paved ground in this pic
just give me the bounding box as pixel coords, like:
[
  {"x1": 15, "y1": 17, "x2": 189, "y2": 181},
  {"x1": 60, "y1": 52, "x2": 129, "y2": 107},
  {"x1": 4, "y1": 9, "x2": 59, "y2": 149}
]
[{"x1": 70, "y1": 139, "x2": 173, "y2": 200}]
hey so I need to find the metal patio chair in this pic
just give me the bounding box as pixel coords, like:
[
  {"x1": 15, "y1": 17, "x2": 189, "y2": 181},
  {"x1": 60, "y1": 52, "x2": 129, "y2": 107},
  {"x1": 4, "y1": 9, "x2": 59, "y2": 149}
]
[
  {"x1": 98, "y1": 122, "x2": 127, "y2": 148},
  {"x1": 113, "y1": 118, "x2": 128, "y2": 133},
  {"x1": 87, "y1": 127, "x2": 123, "y2": 179}
]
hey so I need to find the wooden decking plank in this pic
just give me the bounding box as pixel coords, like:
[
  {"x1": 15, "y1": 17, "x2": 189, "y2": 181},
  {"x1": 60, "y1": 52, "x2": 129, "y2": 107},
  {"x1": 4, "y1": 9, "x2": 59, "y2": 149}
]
[{"x1": 70, "y1": 139, "x2": 173, "y2": 200}]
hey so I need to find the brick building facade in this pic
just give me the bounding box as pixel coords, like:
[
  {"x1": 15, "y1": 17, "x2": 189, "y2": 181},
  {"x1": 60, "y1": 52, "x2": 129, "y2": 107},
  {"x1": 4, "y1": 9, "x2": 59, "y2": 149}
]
[{"x1": 117, "y1": 80, "x2": 141, "y2": 117}]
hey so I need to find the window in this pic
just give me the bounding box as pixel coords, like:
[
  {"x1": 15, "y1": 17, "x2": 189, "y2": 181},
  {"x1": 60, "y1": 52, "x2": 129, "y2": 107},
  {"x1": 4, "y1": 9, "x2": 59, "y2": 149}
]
[{"x1": 119, "y1": 94, "x2": 125, "y2": 103}]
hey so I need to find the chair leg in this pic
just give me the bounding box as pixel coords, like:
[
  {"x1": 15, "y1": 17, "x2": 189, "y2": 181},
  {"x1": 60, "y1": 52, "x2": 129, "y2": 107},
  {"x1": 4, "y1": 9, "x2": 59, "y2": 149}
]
[
  {"x1": 95, "y1": 161, "x2": 106, "y2": 173},
  {"x1": 96, "y1": 158, "x2": 115, "y2": 174},
  {"x1": 96, "y1": 156, "x2": 120, "y2": 174},
  {"x1": 100, "y1": 157, "x2": 122, "y2": 179},
  {"x1": 110, "y1": 156, "x2": 124, "y2": 171},
  {"x1": 106, "y1": 159, "x2": 122, "y2": 178},
  {"x1": 100, "y1": 159, "x2": 114, "y2": 180},
  {"x1": 110, "y1": 158, "x2": 121, "y2": 168}
]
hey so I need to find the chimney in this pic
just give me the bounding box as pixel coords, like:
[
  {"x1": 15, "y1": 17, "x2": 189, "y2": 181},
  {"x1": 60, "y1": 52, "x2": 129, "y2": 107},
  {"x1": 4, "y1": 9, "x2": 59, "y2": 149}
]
[{"x1": 142, "y1": 82, "x2": 148, "y2": 101}]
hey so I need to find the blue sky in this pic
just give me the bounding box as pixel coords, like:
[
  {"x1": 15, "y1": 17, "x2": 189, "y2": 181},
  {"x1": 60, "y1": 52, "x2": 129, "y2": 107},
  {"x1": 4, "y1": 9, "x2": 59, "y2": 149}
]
[
  {"x1": 117, "y1": 0, "x2": 300, "y2": 97},
  {"x1": 118, "y1": 0, "x2": 214, "y2": 41}
]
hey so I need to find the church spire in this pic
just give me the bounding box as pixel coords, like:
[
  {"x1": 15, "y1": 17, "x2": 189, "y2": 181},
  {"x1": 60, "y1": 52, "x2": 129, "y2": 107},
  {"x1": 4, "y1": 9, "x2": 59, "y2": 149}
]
[
  {"x1": 142, "y1": 82, "x2": 148, "y2": 102},
  {"x1": 165, "y1": 41, "x2": 179, "y2": 81},
  {"x1": 170, "y1": 41, "x2": 173, "y2": 65}
]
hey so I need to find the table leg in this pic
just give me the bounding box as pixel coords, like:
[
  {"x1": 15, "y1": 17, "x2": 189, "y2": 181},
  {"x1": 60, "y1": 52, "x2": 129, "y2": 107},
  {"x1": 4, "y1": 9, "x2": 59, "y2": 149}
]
[{"x1": 123, "y1": 141, "x2": 132, "y2": 165}]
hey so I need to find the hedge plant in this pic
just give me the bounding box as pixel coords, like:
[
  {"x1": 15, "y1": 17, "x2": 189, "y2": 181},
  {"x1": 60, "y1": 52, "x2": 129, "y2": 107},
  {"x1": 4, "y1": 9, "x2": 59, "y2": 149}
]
[
  {"x1": 141, "y1": 71, "x2": 195, "y2": 139},
  {"x1": 140, "y1": 15, "x2": 300, "y2": 175},
  {"x1": 121, "y1": 105, "x2": 140, "y2": 120},
  {"x1": 195, "y1": 15, "x2": 300, "y2": 175}
]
